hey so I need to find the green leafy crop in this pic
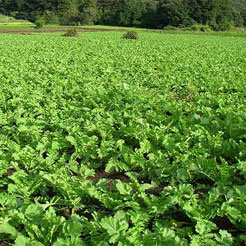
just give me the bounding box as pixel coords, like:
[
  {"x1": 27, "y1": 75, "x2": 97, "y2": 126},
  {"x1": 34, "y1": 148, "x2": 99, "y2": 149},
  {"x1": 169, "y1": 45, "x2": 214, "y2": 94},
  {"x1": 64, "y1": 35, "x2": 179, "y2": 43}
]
[{"x1": 0, "y1": 31, "x2": 246, "y2": 245}]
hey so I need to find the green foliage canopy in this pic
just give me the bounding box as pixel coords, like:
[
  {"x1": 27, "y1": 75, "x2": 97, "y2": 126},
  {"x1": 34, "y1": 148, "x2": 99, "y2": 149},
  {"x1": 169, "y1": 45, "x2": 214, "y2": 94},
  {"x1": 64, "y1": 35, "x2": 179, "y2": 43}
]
[{"x1": 1, "y1": 0, "x2": 245, "y2": 30}]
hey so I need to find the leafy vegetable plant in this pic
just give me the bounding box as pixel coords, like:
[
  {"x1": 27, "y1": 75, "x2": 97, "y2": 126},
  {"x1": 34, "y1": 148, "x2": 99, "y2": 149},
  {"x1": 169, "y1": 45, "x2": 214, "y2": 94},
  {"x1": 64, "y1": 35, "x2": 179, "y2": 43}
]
[{"x1": 0, "y1": 31, "x2": 246, "y2": 245}]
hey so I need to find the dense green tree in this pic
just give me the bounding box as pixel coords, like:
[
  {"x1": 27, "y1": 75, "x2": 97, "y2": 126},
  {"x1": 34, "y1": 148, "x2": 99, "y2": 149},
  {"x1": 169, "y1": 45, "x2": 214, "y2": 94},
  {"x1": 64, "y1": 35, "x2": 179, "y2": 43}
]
[
  {"x1": 229, "y1": 0, "x2": 246, "y2": 26},
  {"x1": 231, "y1": 7, "x2": 244, "y2": 27},
  {"x1": 186, "y1": 0, "x2": 234, "y2": 30},
  {"x1": 0, "y1": 0, "x2": 245, "y2": 29},
  {"x1": 97, "y1": 0, "x2": 124, "y2": 26},
  {"x1": 141, "y1": 0, "x2": 158, "y2": 28},
  {"x1": 157, "y1": 0, "x2": 193, "y2": 28},
  {"x1": 1, "y1": 0, "x2": 18, "y2": 15},
  {"x1": 78, "y1": 0, "x2": 97, "y2": 25},
  {"x1": 58, "y1": 0, "x2": 80, "y2": 25},
  {"x1": 118, "y1": 0, "x2": 146, "y2": 26},
  {"x1": 208, "y1": 0, "x2": 234, "y2": 30},
  {"x1": 186, "y1": 0, "x2": 211, "y2": 24}
]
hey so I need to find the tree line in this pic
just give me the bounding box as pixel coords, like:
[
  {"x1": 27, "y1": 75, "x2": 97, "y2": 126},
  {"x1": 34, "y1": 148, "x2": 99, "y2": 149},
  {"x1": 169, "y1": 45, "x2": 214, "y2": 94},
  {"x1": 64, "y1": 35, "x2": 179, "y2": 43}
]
[{"x1": 1, "y1": 0, "x2": 246, "y2": 30}]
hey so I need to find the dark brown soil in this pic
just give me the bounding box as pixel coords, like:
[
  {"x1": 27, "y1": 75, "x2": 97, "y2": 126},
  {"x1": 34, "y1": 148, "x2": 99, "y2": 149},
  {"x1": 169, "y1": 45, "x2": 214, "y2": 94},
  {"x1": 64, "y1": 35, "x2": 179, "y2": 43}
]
[
  {"x1": 63, "y1": 33, "x2": 79, "y2": 37},
  {"x1": 87, "y1": 171, "x2": 130, "y2": 183},
  {"x1": 87, "y1": 171, "x2": 169, "y2": 195}
]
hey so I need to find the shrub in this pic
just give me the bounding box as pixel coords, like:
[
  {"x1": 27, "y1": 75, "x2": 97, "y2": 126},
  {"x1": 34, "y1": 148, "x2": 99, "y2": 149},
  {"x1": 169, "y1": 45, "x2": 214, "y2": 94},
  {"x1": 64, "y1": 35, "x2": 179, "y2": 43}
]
[
  {"x1": 34, "y1": 17, "x2": 45, "y2": 29},
  {"x1": 209, "y1": 19, "x2": 234, "y2": 31},
  {"x1": 163, "y1": 25, "x2": 178, "y2": 31},
  {"x1": 191, "y1": 25, "x2": 212, "y2": 32},
  {"x1": 0, "y1": 14, "x2": 16, "y2": 23},
  {"x1": 200, "y1": 25, "x2": 212, "y2": 32},
  {"x1": 183, "y1": 26, "x2": 193, "y2": 31},
  {"x1": 191, "y1": 25, "x2": 200, "y2": 31},
  {"x1": 122, "y1": 31, "x2": 139, "y2": 40},
  {"x1": 63, "y1": 28, "x2": 78, "y2": 37}
]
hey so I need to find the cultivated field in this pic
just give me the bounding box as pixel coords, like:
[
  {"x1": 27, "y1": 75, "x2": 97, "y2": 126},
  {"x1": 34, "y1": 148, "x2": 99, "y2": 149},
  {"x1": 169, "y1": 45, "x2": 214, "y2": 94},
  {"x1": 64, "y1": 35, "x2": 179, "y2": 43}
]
[{"x1": 0, "y1": 32, "x2": 246, "y2": 245}]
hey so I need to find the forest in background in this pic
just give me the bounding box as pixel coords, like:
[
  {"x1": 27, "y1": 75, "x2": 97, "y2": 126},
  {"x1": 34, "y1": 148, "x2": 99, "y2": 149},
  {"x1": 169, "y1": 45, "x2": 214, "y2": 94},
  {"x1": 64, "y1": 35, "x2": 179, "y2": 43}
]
[{"x1": 0, "y1": 0, "x2": 246, "y2": 31}]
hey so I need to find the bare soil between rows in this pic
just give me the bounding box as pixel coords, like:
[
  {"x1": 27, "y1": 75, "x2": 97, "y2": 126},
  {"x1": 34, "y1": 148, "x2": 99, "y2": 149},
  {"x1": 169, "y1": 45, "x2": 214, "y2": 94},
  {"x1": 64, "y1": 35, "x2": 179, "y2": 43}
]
[{"x1": 0, "y1": 27, "x2": 126, "y2": 34}]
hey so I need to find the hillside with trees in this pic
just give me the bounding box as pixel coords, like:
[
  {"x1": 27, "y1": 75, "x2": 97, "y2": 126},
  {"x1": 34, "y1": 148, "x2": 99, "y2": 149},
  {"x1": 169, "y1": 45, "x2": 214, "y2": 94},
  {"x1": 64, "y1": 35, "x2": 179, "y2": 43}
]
[
  {"x1": 229, "y1": 0, "x2": 246, "y2": 25},
  {"x1": 1, "y1": 0, "x2": 246, "y2": 30}
]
